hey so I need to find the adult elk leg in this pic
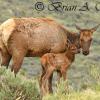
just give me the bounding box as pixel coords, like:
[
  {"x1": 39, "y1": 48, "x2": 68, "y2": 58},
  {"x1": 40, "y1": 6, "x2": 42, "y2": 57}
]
[
  {"x1": 11, "y1": 48, "x2": 26, "y2": 77},
  {"x1": 0, "y1": 49, "x2": 11, "y2": 69}
]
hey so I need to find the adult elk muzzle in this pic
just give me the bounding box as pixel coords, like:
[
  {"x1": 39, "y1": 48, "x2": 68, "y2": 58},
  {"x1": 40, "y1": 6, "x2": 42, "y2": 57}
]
[{"x1": 81, "y1": 40, "x2": 91, "y2": 55}]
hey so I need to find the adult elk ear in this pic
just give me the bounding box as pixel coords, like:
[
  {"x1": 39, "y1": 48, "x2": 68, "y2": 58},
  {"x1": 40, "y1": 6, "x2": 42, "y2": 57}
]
[
  {"x1": 75, "y1": 24, "x2": 82, "y2": 31},
  {"x1": 91, "y1": 24, "x2": 100, "y2": 32}
]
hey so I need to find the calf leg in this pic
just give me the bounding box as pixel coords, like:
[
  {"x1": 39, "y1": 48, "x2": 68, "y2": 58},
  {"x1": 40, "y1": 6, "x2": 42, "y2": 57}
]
[
  {"x1": 40, "y1": 64, "x2": 53, "y2": 96},
  {"x1": 40, "y1": 65, "x2": 46, "y2": 87},
  {"x1": 39, "y1": 65, "x2": 46, "y2": 97},
  {"x1": 61, "y1": 65, "x2": 68, "y2": 81},
  {"x1": 61, "y1": 69, "x2": 66, "y2": 81},
  {"x1": 48, "y1": 73, "x2": 53, "y2": 93},
  {"x1": 62, "y1": 71, "x2": 66, "y2": 81},
  {"x1": 57, "y1": 70, "x2": 62, "y2": 83},
  {"x1": 41, "y1": 67, "x2": 54, "y2": 96},
  {"x1": 40, "y1": 69, "x2": 53, "y2": 95}
]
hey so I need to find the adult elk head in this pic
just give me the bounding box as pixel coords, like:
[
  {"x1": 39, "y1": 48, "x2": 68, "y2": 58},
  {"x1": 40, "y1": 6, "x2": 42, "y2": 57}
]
[{"x1": 76, "y1": 24, "x2": 99, "y2": 56}]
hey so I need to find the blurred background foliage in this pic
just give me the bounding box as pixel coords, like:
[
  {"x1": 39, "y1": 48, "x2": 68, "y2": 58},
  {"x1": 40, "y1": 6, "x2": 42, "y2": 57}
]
[{"x1": 0, "y1": 0, "x2": 100, "y2": 100}]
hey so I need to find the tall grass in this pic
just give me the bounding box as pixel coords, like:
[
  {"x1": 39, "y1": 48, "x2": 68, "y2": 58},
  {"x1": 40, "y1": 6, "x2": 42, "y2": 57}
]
[
  {"x1": 0, "y1": 67, "x2": 99, "y2": 100},
  {"x1": 0, "y1": 68, "x2": 40, "y2": 100},
  {"x1": 43, "y1": 79, "x2": 100, "y2": 100}
]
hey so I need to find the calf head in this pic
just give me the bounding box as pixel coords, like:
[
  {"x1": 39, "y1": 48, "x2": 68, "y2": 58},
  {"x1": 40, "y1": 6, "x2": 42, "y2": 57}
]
[
  {"x1": 67, "y1": 39, "x2": 80, "y2": 54},
  {"x1": 76, "y1": 24, "x2": 99, "y2": 56},
  {"x1": 67, "y1": 32, "x2": 81, "y2": 54}
]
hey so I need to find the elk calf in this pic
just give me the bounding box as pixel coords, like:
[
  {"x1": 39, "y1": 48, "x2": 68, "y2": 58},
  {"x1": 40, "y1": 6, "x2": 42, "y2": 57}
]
[{"x1": 40, "y1": 40, "x2": 80, "y2": 96}]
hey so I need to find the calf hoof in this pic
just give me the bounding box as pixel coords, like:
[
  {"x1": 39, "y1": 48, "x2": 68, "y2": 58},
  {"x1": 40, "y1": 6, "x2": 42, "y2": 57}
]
[
  {"x1": 14, "y1": 73, "x2": 17, "y2": 78},
  {"x1": 11, "y1": 67, "x2": 14, "y2": 72},
  {"x1": 6, "y1": 66, "x2": 9, "y2": 69}
]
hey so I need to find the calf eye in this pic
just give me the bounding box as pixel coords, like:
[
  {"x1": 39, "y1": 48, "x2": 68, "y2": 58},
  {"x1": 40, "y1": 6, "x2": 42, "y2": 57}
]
[
  {"x1": 90, "y1": 38, "x2": 92, "y2": 41},
  {"x1": 77, "y1": 44, "x2": 81, "y2": 48},
  {"x1": 80, "y1": 39, "x2": 83, "y2": 42}
]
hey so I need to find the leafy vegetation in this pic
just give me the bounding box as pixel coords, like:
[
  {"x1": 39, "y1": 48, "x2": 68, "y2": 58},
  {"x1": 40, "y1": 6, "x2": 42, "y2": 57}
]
[
  {"x1": 0, "y1": 68, "x2": 100, "y2": 100},
  {"x1": 0, "y1": 0, "x2": 100, "y2": 100},
  {"x1": 0, "y1": 68, "x2": 40, "y2": 100}
]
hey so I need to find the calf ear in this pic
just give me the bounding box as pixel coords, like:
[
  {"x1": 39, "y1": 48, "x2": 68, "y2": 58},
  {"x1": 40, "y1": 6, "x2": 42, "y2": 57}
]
[
  {"x1": 66, "y1": 42, "x2": 69, "y2": 49},
  {"x1": 91, "y1": 24, "x2": 100, "y2": 32},
  {"x1": 67, "y1": 39, "x2": 71, "y2": 45},
  {"x1": 66, "y1": 39, "x2": 71, "y2": 49},
  {"x1": 75, "y1": 24, "x2": 81, "y2": 31}
]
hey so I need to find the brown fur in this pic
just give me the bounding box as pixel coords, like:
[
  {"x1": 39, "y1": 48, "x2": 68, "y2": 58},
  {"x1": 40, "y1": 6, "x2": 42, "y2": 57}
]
[
  {"x1": 0, "y1": 18, "x2": 68, "y2": 75},
  {"x1": 40, "y1": 40, "x2": 79, "y2": 96},
  {"x1": 0, "y1": 18, "x2": 99, "y2": 76},
  {"x1": 39, "y1": 24, "x2": 100, "y2": 96},
  {"x1": 75, "y1": 25, "x2": 99, "y2": 55}
]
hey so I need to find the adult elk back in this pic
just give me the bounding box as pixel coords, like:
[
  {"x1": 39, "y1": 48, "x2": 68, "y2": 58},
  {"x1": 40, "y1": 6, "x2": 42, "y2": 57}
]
[{"x1": 0, "y1": 18, "x2": 68, "y2": 76}]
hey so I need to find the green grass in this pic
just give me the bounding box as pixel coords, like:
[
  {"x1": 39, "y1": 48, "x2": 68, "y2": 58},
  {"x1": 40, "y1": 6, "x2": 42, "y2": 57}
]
[
  {"x1": 43, "y1": 80, "x2": 100, "y2": 100},
  {"x1": 0, "y1": 68, "x2": 40, "y2": 100},
  {"x1": 0, "y1": 67, "x2": 100, "y2": 100},
  {"x1": 0, "y1": 0, "x2": 100, "y2": 99},
  {"x1": 43, "y1": 79, "x2": 100, "y2": 100}
]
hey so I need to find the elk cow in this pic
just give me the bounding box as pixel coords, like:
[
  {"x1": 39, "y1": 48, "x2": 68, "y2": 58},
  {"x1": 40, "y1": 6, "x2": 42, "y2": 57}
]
[
  {"x1": 0, "y1": 18, "x2": 99, "y2": 77},
  {"x1": 40, "y1": 38, "x2": 80, "y2": 96},
  {"x1": 39, "y1": 24, "x2": 99, "y2": 96},
  {"x1": 0, "y1": 18, "x2": 68, "y2": 76}
]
